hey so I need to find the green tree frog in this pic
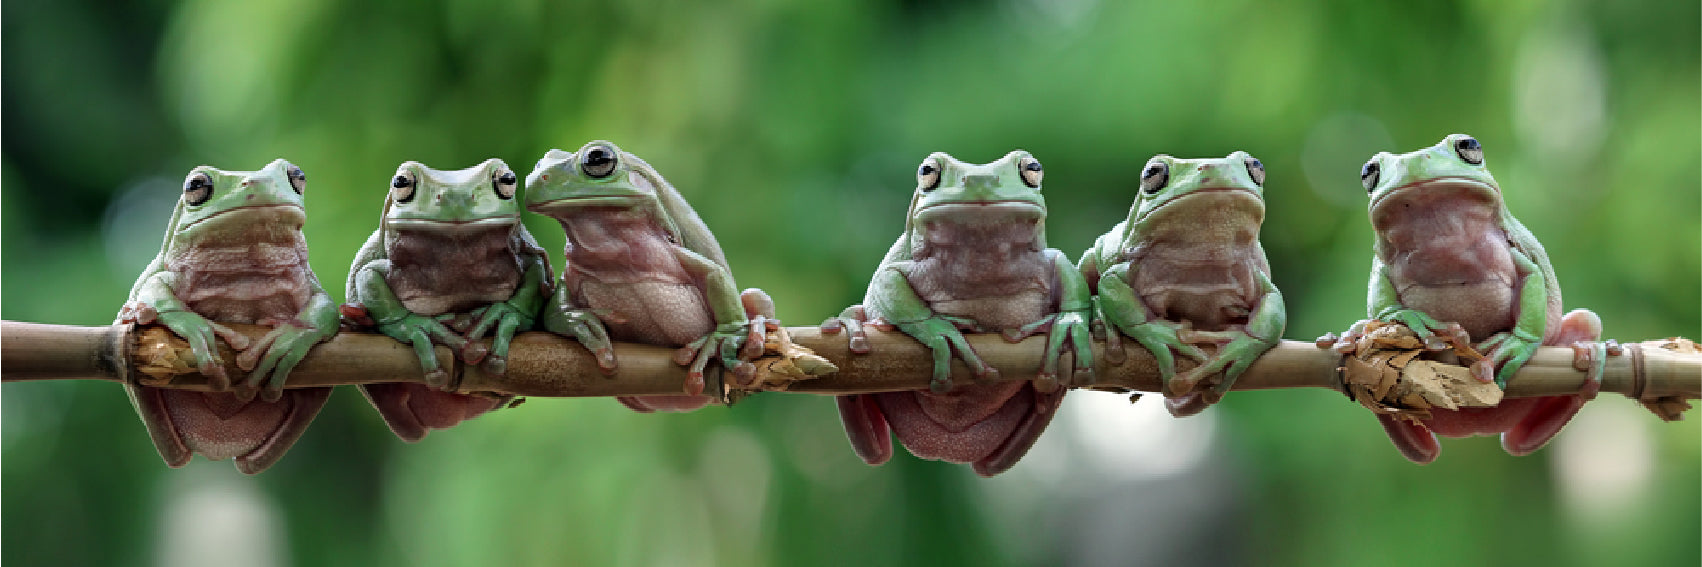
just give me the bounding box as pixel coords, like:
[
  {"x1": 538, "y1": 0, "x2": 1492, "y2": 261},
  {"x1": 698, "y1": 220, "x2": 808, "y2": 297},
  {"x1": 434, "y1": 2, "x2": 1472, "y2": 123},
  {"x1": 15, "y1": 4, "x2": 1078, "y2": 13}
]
[
  {"x1": 824, "y1": 150, "x2": 1094, "y2": 477},
  {"x1": 524, "y1": 141, "x2": 765, "y2": 412},
  {"x1": 1349, "y1": 134, "x2": 1603, "y2": 463},
  {"x1": 115, "y1": 159, "x2": 337, "y2": 474},
  {"x1": 345, "y1": 159, "x2": 549, "y2": 441},
  {"x1": 1077, "y1": 152, "x2": 1285, "y2": 416}
]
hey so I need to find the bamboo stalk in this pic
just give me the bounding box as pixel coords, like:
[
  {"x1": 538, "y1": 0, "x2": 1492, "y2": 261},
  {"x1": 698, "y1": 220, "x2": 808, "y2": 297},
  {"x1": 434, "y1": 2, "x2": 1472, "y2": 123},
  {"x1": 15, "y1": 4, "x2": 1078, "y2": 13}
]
[{"x1": 1, "y1": 320, "x2": 1697, "y2": 403}]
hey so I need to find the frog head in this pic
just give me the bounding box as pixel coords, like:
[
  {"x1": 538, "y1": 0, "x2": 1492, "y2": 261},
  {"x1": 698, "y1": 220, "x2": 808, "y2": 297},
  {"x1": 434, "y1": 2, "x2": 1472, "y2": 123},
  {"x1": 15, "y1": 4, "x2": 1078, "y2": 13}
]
[
  {"x1": 525, "y1": 140, "x2": 725, "y2": 264},
  {"x1": 1361, "y1": 133, "x2": 1502, "y2": 238},
  {"x1": 167, "y1": 159, "x2": 308, "y2": 247},
  {"x1": 382, "y1": 158, "x2": 521, "y2": 232},
  {"x1": 901, "y1": 150, "x2": 1048, "y2": 256},
  {"x1": 1120, "y1": 151, "x2": 1266, "y2": 251},
  {"x1": 524, "y1": 140, "x2": 670, "y2": 221}
]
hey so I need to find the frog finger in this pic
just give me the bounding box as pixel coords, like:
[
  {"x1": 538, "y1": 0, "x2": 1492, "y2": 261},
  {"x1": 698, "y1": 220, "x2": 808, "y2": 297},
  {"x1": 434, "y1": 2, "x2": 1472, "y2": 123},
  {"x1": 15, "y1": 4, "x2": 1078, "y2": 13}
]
[
  {"x1": 403, "y1": 327, "x2": 449, "y2": 389},
  {"x1": 417, "y1": 318, "x2": 468, "y2": 352},
  {"x1": 249, "y1": 331, "x2": 306, "y2": 403},
  {"x1": 262, "y1": 339, "x2": 314, "y2": 403},
  {"x1": 740, "y1": 317, "x2": 767, "y2": 360},
  {"x1": 916, "y1": 332, "x2": 955, "y2": 393},
  {"x1": 235, "y1": 327, "x2": 284, "y2": 372},
  {"x1": 205, "y1": 320, "x2": 252, "y2": 352},
  {"x1": 1069, "y1": 321, "x2": 1095, "y2": 384},
  {"x1": 1493, "y1": 343, "x2": 1538, "y2": 388},
  {"x1": 684, "y1": 340, "x2": 714, "y2": 396},
  {"x1": 1094, "y1": 299, "x2": 1127, "y2": 365},
  {"x1": 943, "y1": 329, "x2": 997, "y2": 383},
  {"x1": 1039, "y1": 325, "x2": 1066, "y2": 385},
  {"x1": 484, "y1": 315, "x2": 522, "y2": 377}
]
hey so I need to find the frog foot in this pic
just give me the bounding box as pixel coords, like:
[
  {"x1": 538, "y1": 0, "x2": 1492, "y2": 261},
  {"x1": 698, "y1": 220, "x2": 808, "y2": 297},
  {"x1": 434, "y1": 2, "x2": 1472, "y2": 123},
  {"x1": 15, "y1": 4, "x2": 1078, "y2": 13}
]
[
  {"x1": 233, "y1": 318, "x2": 332, "y2": 403},
  {"x1": 1002, "y1": 310, "x2": 1095, "y2": 388},
  {"x1": 545, "y1": 307, "x2": 617, "y2": 375},
  {"x1": 820, "y1": 305, "x2": 875, "y2": 354},
  {"x1": 1569, "y1": 339, "x2": 1617, "y2": 402},
  {"x1": 150, "y1": 308, "x2": 251, "y2": 392},
  {"x1": 1472, "y1": 329, "x2": 1542, "y2": 387},
  {"x1": 459, "y1": 301, "x2": 536, "y2": 377},
  {"x1": 1114, "y1": 319, "x2": 1209, "y2": 387},
  {"x1": 1376, "y1": 308, "x2": 1468, "y2": 350},
  {"x1": 672, "y1": 321, "x2": 758, "y2": 396},
  {"x1": 893, "y1": 315, "x2": 997, "y2": 394},
  {"x1": 1168, "y1": 329, "x2": 1277, "y2": 415},
  {"x1": 379, "y1": 313, "x2": 468, "y2": 391}
]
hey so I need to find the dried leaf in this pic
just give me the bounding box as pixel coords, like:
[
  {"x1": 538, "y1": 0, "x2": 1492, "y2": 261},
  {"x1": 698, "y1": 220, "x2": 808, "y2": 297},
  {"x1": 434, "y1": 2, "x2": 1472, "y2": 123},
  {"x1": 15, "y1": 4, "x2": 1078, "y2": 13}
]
[
  {"x1": 749, "y1": 325, "x2": 837, "y2": 390},
  {"x1": 134, "y1": 327, "x2": 195, "y2": 385}
]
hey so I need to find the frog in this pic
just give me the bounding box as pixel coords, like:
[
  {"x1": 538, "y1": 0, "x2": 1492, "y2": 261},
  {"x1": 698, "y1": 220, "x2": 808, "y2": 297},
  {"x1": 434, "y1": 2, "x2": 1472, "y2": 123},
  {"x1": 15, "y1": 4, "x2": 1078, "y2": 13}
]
[
  {"x1": 524, "y1": 141, "x2": 766, "y2": 412},
  {"x1": 344, "y1": 158, "x2": 549, "y2": 441},
  {"x1": 822, "y1": 150, "x2": 1094, "y2": 477},
  {"x1": 1076, "y1": 151, "x2": 1285, "y2": 417},
  {"x1": 1344, "y1": 133, "x2": 1604, "y2": 463},
  {"x1": 114, "y1": 159, "x2": 338, "y2": 474}
]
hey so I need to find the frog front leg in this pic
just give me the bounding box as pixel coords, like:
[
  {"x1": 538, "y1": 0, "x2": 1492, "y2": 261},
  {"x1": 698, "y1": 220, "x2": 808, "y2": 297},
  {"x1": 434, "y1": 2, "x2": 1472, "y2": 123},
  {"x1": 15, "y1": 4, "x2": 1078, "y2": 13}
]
[
  {"x1": 353, "y1": 259, "x2": 468, "y2": 389},
  {"x1": 865, "y1": 265, "x2": 997, "y2": 393},
  {"x1": 233, "y1": 290, "x2": 339, "y2": 401},
  {"x1": 1368, "y1": 259, "x2": 1468, "y2": 349},
  {"x1": 1001, "y1": 250, "x2": 1095, "y2": 388},
  {"x1": 671, "y1": 247, "x2": 765, "y2": 394},
  {"x1": 1096, "y1": 262, "x2": 1208, "y2": 390},
  {"x1": 459, "y1": 254, "x2": 549, "y2": 376},
  {"x1": 127, "y1": 270, "x2": 251, "y2": 390},
  {"x1": 542, "y1": 282, "x2": 618, "y2": 374},
  {"x1": 1170, "y1": 268, "x2": 1286, "y2": 413},
  {"x1": 1472, "y1": 248, "x2": 1547, "y2": 386}
]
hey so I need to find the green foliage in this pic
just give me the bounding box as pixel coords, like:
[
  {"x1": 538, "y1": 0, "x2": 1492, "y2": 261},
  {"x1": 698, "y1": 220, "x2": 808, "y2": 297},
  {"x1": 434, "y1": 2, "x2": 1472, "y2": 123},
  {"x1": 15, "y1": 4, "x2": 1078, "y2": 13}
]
[{"x1": 3, "y1": 0, "x2": 1696, "y2": 565}]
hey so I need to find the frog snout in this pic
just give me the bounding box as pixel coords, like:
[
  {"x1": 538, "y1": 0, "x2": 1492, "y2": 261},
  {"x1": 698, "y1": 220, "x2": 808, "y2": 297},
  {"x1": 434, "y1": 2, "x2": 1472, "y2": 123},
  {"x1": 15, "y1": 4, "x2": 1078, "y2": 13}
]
[{"x1": 960, "y1": 173, "x2": 1001, "y2": 191}]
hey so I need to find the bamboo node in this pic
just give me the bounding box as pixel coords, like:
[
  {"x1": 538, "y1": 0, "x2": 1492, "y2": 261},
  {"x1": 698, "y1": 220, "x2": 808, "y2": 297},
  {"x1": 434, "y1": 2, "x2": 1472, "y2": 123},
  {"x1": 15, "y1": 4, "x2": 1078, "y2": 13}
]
[
  {"x1": 1340, "y1": 321, "x2": 1502, "y2": 422},
  {"x1": 134, "y1": 326, "x2": 196, "y2": 386}
]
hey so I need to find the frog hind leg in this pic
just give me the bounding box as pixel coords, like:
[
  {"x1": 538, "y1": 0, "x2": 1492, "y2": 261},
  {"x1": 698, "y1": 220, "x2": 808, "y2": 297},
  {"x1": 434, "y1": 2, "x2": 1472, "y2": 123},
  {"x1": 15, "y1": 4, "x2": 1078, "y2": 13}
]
[
  {"x1": 359, "y1": 383, "x2": 507, "y2": 442},
  {"x1": 1376, "y1": 414, "x2": 1441, "y2": 464},
  {"x1": 973, "y1": 386, "x2": 1065, "y2": 477},
  {"x1": 616, "y1": 395, "x2": 712, "y2": 413},
  {"x1": 1501, "y1": 309, "x2": 1601, "y2": 456},
  {"x1": 126, "y1": 384, "x2": 331, "y2": 474},
  {"x1": 835, "y1": 394, "x2": 893, "y2": 466}
]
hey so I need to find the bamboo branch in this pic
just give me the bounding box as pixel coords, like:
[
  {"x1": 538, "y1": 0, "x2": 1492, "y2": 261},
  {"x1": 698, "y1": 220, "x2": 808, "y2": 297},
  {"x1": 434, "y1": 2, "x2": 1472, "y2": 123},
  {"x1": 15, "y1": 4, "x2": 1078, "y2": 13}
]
[{"x1": 1, "y1": 320, "x2": 1697, "y2": 406}]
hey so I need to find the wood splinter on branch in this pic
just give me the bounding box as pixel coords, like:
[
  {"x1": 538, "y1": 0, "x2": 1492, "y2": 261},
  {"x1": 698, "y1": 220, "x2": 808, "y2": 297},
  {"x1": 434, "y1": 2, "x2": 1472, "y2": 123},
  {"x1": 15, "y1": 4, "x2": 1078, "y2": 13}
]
[{"x1": 0, "y1": 320, "x2": 1697, "y2": 419}]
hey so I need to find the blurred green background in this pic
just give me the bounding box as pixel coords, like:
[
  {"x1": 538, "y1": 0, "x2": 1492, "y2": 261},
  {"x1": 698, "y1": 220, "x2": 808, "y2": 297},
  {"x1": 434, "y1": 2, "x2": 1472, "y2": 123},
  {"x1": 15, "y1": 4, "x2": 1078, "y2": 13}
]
[{"x1": 4, "y1": 0, "x2": 1697, "y2": 565}]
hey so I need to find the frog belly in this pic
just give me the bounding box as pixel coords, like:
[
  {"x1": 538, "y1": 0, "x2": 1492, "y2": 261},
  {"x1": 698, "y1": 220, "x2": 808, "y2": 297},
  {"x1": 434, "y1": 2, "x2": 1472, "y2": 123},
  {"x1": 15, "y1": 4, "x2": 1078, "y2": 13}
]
[
  {"x1": 929, "y1": 290, "x2": 1049, "y2": 330},
  {"x1": 1397, "y1": 282, "x2": 1515, "y2": 341},
  {"x1": 577, "y1": 281, "x2": 713, "y2": 346}
]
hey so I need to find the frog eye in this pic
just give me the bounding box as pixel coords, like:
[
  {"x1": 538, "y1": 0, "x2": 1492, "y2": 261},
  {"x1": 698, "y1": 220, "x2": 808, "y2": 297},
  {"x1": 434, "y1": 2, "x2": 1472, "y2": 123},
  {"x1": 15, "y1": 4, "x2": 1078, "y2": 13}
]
[
  {"x1": 183, "y1": 171, "x2": 215, "y2": 206},
  {"x1": 493, "y1": 170, "x2": 518, "y2": 199},
  {"x1": 1244, "y1": 156, "x2": 1265, "y2": 186},
  {"x1": 1018, "y1": 156, "x2": 1043, "y2": 188},
  {"x1": 1454, "y1": 136, "x2": 1484, "y2": 165},
  {"x1": 581, "y1": 145, "x2": 618, "y2": 178},
  {"x1": 917, "y1": 158, "x2": 942, "y2": 191},
  {"x1": 1360, "y1": 160, "x2": 1380, "y2": 193},
  {"x1": 391, "y1": 170, "x2": 417, "y2": 203},
  {"x1": 286, "y1": 164, "x2": 307, "y2": 194},
  {"x1": 1139, "y1": 158, "x2": 1169, "y2": 194}
]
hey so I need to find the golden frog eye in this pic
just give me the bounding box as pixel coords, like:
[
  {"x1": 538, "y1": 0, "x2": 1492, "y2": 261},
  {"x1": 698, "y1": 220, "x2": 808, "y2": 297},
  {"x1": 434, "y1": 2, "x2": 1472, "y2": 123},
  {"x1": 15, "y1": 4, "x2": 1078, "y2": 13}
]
[
  {"x1": 1360, "y1": 159, "x2": 1380, "y2": 193},
  {"x1": 1139, "y1": 157, "x2": 1169, "y2": 194},
  {"x1": 581, "y1": 145, "x2": 618, "y2": 178},
  {"x1": 1018, "y1": 156, "x2": 1043, "y2": 188},
  {"x1": 391, "y1": 169, "x2": 417, "y2": 203},
  {"x1": 493, "y1": 170, "x2": 518, "y2": 199},
  {"x1": 286, "y1": 163, "x2": 307, "y2": 194},
  {"x1": 1454, "y1": 136, "x2": 1484, "y2": 165},
  {"x1": 183, "y1": 171, "x2": 215, "y2": 206},
  {"x1": 917, "y1": 157, "x2": 942, "y2": 191},
  {"x1": 1244, "y1": 156, "x2": 1265, "y2": 186}
]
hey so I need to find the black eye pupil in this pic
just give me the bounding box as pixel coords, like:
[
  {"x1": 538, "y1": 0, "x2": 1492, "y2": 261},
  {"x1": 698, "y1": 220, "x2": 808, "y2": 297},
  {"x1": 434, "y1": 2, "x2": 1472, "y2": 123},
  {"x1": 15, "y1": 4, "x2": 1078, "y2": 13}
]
[
  {"x1": 1024, "y1": 161, "x2": 1041, "y2": 172},
  {"x1": 392, "y1": 175, "x2": 411, "y2": 188},
  {"x1": 1144, "y1": 166, "x2": 1160, "y2": 178},
  {"x1": 1361, "y1": 164, "x2": 1376, "y2": 179},
  {"x1": 499, "y1": 172, "x2": 516, "y2": 185},
  {"x1": 1458, "y1": 138, "x2": 1479, "y2": 151},
  {"x1": 586, "y1": 149, "x2": 613, "y2": 167},
  {"x1": 919, "y1": 164, "x2": 936, "y2": 176}
]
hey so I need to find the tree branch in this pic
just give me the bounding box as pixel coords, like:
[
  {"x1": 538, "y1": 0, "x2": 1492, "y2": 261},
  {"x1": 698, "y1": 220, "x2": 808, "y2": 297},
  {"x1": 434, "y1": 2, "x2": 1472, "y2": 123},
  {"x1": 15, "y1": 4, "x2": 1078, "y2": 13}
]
[{"x1": 2, "y1": 320, "x2": 1697, "y2": 407}]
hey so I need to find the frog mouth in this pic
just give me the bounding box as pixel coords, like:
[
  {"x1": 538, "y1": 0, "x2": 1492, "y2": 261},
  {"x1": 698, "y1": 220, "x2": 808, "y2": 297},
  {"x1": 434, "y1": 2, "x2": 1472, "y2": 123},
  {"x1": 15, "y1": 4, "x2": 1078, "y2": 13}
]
[
  {"x1": 1135, "y1": 187, "x2": 1263, "y2": 225},
  {"x1": 1369, "y1": 178, "x2": 1501, "y2": 232},
  {"x1": 527, "y1": 195, "x2": 648, "y2": 215},
  {"x1": 177, "y1": 204, "x2": 305, "y2": 232},
  {"x1": 913, "y1": 200, "x2": 1045, "y2": 224},
  {"x1": 384, "y1": 215, "x2": 519, "y2": 233}
]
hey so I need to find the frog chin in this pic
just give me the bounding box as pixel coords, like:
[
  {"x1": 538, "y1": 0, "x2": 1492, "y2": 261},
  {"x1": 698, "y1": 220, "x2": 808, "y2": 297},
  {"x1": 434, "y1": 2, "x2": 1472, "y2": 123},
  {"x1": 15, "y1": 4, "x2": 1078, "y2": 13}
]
[
  {"x1": 1134, "y1": 187, "x2": 1263, "y2": 228},
  {"x1": 1369, "y1": 178, "x2": 1501, "y2": 233},
  {"x1": 383, "y1": 215, "x2": 518, "y2": 234}
]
